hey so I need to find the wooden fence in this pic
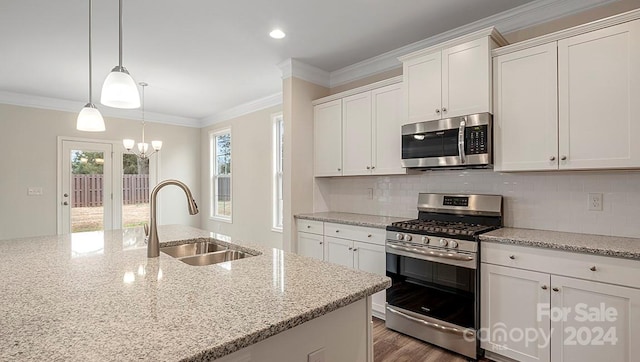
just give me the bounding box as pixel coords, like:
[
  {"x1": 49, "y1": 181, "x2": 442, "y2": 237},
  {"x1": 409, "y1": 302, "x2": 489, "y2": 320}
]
[{"x1": 72, "y1": 174, "x2": 149, "y2": 207}]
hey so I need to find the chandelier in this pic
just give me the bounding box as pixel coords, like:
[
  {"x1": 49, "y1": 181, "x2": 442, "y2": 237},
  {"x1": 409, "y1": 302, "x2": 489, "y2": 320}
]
[{"x1": 123, "y1": 82, "x2": 162, "y2": 159}]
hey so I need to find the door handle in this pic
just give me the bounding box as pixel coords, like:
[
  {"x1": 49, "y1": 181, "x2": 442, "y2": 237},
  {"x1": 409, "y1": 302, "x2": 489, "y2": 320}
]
[
  {"x1": 63, "y1": 201, "x2": 69, "y2": 206},
  {"x1": 63, "y1": 193, "x2": 69, "y2": 197}
]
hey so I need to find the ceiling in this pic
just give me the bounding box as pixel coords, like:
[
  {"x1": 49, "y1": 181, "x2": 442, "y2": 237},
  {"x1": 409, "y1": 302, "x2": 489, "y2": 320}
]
[{"x1": 2, "y1": 0, "x2": 542, "y2": 125}]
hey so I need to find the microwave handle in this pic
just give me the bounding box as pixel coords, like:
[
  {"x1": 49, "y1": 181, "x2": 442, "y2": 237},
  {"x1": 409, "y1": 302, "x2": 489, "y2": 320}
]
[{"x1": 458, "y1": 117, "x2": 466, "y2": 164}]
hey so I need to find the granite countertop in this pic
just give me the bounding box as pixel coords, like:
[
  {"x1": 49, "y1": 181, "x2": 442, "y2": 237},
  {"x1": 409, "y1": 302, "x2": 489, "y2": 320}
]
[
  {"x1": 481, "y1": 228, "x2": 640, "y2": 260},
  {"x1": 0, "y1": 225, "x2": 390, "y2": 361},
  {"x1": 295, "y1": 211, "x2": 409, "y2": 229}
]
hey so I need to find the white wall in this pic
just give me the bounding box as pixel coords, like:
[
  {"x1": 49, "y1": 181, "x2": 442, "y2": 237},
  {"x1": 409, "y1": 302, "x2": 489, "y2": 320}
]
[
  {"x1": 0, "y1": 104, "x2": 201, "y2": 240},
  {"x1": 315, "y1": 170, "x2": 640, "y2": 238},
  {"x1": 200, "y1": 105, "x2": 283, "y2": 249}
]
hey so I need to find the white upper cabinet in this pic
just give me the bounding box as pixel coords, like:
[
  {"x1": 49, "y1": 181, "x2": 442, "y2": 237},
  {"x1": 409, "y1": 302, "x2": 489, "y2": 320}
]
[
  {"x1": 342, "y1": 92, "x2": 372, "y2": 176},
  {"x1": 493, "y1": 14, "x2": 640, "y2": 171},
  {"x1": 314, "y1": 99, "x2": 342, "y2": 176},
  {"x1": 493, "y1": 42, "x2": 559, "y2": 171},
  {"x1": 558, "y1": 20, "x2": 640, "y2": 170},
  {"x1": 401, "y1": 28, "x2": 505, "y2": 124},
  {"x1": 314, "y1": 78, "x2": 405, "y2": 177}
]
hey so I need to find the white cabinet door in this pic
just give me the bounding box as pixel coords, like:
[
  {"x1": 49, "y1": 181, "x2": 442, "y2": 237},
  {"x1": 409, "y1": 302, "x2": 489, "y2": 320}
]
[
  {"x1": 324, "y1": 236, "x2": 354, "y2": 268},
  {"x1": 342, "y1": 92, "x2": 372, "y2": 176},
  {"x1": 558, "y1": 20, "x2": 640, "y2": 170},
  {"x1": 314, "y1": 99, "x2": 342, "y2": 176},
  {"x1": 550, "y1": 275, "x2": 640, "y2": 362},
  {"x1": 371, "y1": 83, "x2": 405, "y2": 175},
  {"x1": 297, "y1": 232, "x2": 324, "y2": 261},
  {"x1": 481, "y1": 263, "x2": 551, "y2": 362},
  {"x1": 493, "y1": 42, "x2": 559, "y2": 171},
  {"x1": 442, "y1": 38, "x2": 491, "y2": 118},
  {"x1": 404, "y1": 51, "x2": 442, "y2": 123},
  {"x1": 354, "y1": 241, "x2": 386, "y2": 318}
]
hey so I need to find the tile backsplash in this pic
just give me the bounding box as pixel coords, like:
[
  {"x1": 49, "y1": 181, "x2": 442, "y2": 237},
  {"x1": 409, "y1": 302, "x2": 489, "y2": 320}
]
[{"x1": 314, "y1": 170, "x2": 640, "y2": 238}]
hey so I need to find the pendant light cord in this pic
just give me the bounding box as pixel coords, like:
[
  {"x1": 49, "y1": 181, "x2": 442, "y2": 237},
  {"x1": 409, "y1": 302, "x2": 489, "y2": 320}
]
[
  {"x1": 89, "y1": 0, "x2": 94, "y2": 103},
  {"x1": 119, "y1": 0, "x2": 123, "y2": 67},
  {"x1": 141, "y1": 83, "x2": 146, "y2": 144}
]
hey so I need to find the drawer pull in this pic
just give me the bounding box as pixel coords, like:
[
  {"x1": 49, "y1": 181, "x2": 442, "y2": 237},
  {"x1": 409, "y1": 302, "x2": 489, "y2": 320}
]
[
  {"x1": 335, "y1": 230, "x2": 339, "y2": 233},
  {"x1": 306, "y1": 225, "x2": 311, "y2": 229},
  {"x1": 541, "y1": 285, "x2": 548, "y2": 290},
  {"x1": 353, "y1": 248, "x2": 358, "y2": 252},
  {"x1": 319, "y1": 242, "x2": 323, "y2": 245},
  {"x1": 509, "y1": 255, "x2": 515, "y2": 260},
  {"x1": 367, "y1": 234, "x2": 372, "y2": 238},
  {"x1": 348, "y1": 247, "x2": 353, "y2": 250},
  {"x1": 552, "y1": 287, "x2": 560, "y2": 292},
  {"x1": 590, "y1": 266, "x2": 597, "y2": 272}
]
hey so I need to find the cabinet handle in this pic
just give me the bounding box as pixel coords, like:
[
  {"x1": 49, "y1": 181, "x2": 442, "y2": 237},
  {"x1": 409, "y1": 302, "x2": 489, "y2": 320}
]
[
  {"x1": 549, "y1": 156, "x2": 556, "y2": 161},
  {"x1": 371, "y1": 166, "x2": 375, "y2": 169},
  {"x1": 337, "y1": 168, "x2": 341, "y2": 171},
  {"x1": 442, "y1": 107, "x2": 447, "y2": 113},
  {"x1": 509, "y1": 255, "x2": 515, "y2": 260},
  {"x1": 541, "y1": 285, "x2": 548, "y2": 290},
  {"x1": 561, "y1": 155, "x2": 567, "y2": 161},
  {"x1": 335, "y1": 230, "x2": 339, "y2": 233},
  {"x1": 348, "y1": 247, "x2": 353, "y2": 250},
  {"x1": 366, "y1": 166, "x2": 371, "y2": 169},
  {"x1": 590, "y1": 266, "x2": 597, "y2": 272},
  {"x1": 306, "y1": 225, "x2": 311, "y2": 229},
  {"x1": 353, "y1": 248, "x2": 358, "y2": 252},
  {"x1": 435, "y1": 109, "x2": 440, "y2": 114},
  {"x1": 319, "y1": 242, "x2": 323, "y2": 245},
  {"x1": 552, "y1": 287, "x2": 560, "y2": 292},
  {"x1": 367, "y1": 234, "x2": 372, "y2": 238}
]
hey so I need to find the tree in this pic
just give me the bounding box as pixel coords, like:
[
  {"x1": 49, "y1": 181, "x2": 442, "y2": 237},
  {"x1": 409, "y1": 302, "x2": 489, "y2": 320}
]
[
  {"x1": 71, "y1": 151, "x2": 104, "y2": 175},
  {"x1": 123, "y1": 154, "x2": 149, "y2": 175}
]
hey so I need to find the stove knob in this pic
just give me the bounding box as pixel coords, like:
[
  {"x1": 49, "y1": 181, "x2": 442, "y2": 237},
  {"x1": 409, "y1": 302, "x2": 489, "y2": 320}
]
[
  {"x1": 404, "y1": 234, "x2": 412, "y2": 242},
  {"x1": 449, "y1": 240, "x2": 459, "y2": 248},
  {"x1": 439, "y1": 238, "x2": 448, "y2": 247},
  {"x1": 396, "y1": 233, "x2": 404, "y2": 241},
  {"x1": 421, "y1": 236, "x2": 430, "y2": 244}
]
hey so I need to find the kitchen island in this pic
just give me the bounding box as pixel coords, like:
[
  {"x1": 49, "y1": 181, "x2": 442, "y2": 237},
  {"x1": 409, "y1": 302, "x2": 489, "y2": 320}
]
[{"x1": 0, "y1": 225, "x2": 390, "y2": 361}]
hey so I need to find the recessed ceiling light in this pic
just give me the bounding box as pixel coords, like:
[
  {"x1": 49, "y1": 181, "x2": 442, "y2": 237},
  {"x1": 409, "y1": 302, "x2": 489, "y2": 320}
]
[{"x1": 270, "y1": 29, "x2": 286, "y2": 39}]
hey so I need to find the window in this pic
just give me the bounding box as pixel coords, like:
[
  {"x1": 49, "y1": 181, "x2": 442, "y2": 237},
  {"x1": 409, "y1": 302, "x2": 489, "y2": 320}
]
[
  {"x1": 272, "y1": 113, "x2": 284, "y2": 230},
  {"x1": 210, "y1": 129, "x2": 232, "y2": 221}
]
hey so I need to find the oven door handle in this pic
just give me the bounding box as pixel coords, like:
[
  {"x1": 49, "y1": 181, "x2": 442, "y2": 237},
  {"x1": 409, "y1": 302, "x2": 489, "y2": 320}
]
[
  {"x1": 386, "y1": 306, "x2": 473, "y2": 337},
  {"x1": 387, "y1": 243, "x2": 474, "y2": 262},
  {"x1": 458, "y1": 116, "x2": 466, "y2": 164}
]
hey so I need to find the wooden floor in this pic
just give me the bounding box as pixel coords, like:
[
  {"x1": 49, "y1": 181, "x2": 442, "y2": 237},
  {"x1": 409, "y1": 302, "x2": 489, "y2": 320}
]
[{"x1": 373, "y1": 318, "x2": 488, "y2": 362}]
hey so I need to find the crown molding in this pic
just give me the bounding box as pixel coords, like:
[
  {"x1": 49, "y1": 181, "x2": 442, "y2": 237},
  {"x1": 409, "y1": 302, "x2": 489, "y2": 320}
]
[
  {"x1": 312, "y1": 76, "x2": 402, "y2": 106},
  {"x1": 199, "y1": 92, "x2": 283, "y2": 127},
  {"x1": 328, "y1": 0, "x2": 617, "y2": 88},
  {"x1": 0, "y1": 91, "x2": 200, "y2": 127},
  {"x1": 278, "y1": 58, "x2": 331, "y2": 88}
]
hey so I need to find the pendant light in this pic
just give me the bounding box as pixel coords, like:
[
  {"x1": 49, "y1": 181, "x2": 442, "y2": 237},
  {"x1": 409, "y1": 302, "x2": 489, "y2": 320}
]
[
  {"x1": 101, "y1": 0, "x2": 140, "y2": 109},
  {"x1": 123, "y1": 82, "x2": 162, "y2": 159},
  {"x1": 77, "y1": 0, "x2": 106, "y2": 132}
]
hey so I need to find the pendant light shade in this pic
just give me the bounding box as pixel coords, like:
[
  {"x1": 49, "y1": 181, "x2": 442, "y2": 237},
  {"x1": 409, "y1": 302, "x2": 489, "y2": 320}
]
[
  {"x1": 101, "y1": 0, "x2": 140, "y2": 109},
  {"x1": 77, "y1": 0, "x2": 106, "y2": 132},
  {"x1": 77, "y1": 103, "x2": 106, "y2": 132},
  {"x1": 101, "y1": 66, "x2": 140, "y2": 108}
]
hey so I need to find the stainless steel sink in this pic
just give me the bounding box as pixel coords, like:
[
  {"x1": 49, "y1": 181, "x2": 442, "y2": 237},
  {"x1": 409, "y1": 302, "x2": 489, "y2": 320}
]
[
  {"x1": 161, "y1": 241, "x2": 228, "y2": 258},
  {"x1": 178, "y1": 250, "x2": 248, "y2": 266},
  {"x1": 160, "y1": 240, "x2": 253, "y2": 266}
]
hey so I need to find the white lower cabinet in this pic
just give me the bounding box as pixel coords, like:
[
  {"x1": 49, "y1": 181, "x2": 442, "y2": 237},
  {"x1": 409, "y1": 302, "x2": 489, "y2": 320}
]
[
  {"x1": 297, "y1": 220, "x2": 388, "y2": 319},
  {"x1": 481, "y1": 243, "x2": 640, "y2": 362}
]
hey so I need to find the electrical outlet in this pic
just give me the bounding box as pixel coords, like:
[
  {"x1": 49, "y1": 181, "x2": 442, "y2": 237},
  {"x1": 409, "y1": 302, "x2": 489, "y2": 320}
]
[
  {"x1": 588, "y1": 193, "x2": 603, "y2": 211},
  {"x1": 367, "y1": 188, "x2": 374, "y2": 200},
  {"x1": 27, "y1": 187, "x2": 43, "y2": 196},
  {"x1": 308, "y1": 348, "x2": 325, "y2": 362}
]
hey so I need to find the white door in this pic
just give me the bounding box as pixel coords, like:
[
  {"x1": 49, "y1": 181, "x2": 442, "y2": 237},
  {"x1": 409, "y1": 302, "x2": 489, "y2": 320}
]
[
  {"x1": 324, "y1": 236, "x2": 353, "y2": 268},
  {"x1": 493, "y1": 42, "x2": 559, "y2": 171},
  {"x1": 297, "y1": 232, "x2": 324, "y2": 261},
  {"x1": 404, "y1": 51, "x2": 442, "y2": 123},
  {"x1": 550, "y1": 275, "x2": 640, "y2": 362},
  {"x1": 481, "y1": 263, "x2": 551, "y2": 362},
  {"x1": 60, "y1": 140, "x2": 114, "y2": 234},
  {"x1": 371, "y1": 83, "x2": 405, "y2": 175},
  {"x1": 442, "y1": 38, "x2": 491, "y2": 118},
  {"x1": 354, "y1": 241, "x2": 386, "y2": 318},
  {"x1": 314, "y1": 99, "x2": 343, "y2": 176},
  {"x1": 342, "y1": 91, "x2": 372, "y2": 176},
  {"x1": 558, "y1": 19, "x2": 640, "y2": 169}
]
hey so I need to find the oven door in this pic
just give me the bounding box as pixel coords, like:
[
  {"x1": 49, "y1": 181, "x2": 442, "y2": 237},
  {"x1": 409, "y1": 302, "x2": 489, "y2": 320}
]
[{"x1": 385, "y1": 245, "x2": 477, "y2": 329}]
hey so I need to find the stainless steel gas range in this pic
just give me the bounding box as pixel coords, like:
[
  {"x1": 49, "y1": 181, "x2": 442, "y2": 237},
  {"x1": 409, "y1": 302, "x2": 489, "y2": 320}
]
[{"x1": 385, "y1": 193, "x2": 503, "y2": 360}]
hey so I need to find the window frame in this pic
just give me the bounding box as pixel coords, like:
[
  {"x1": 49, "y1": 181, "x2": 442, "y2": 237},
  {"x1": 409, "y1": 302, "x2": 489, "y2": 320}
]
[
  {"x1": 272, "y1": 112, "x2": 284, "y2": 232},
  {"x1": 209, "y1": 128, "x2": 232, "y2": 223}
]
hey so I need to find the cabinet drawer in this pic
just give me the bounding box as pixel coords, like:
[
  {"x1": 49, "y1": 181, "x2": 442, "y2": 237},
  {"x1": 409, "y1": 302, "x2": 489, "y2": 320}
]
[
  {"x1": 482, "y1": 242, "x2": 640, "y2": 289},
  {"x1": 324, "y1": 222, "x2": 385, "y2": 245},
  {"x1": 296, "y1": 219, "x2": 324, "y2": 235}
]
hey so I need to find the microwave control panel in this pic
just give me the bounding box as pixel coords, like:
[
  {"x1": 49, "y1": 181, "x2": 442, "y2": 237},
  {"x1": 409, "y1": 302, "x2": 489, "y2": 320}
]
[{"x1": 465, "y1": 125, "x2": 488, "y2": 154}]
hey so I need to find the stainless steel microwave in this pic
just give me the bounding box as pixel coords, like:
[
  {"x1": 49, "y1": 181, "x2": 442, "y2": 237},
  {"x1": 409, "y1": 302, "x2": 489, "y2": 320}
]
[{"x1": 401, "y1": 113, "x2": 492, "y2": 169}]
